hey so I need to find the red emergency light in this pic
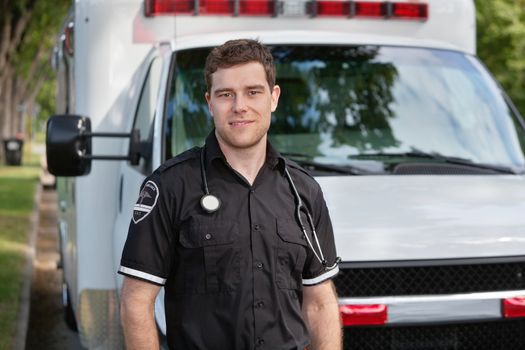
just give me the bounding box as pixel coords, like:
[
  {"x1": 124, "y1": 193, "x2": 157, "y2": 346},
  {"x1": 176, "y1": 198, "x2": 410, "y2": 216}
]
[
  {"x1": 340, "y1": 304, "x2": 388, "y2": 326},
  {"x1": 354, "y1": 1, "x2": 384, "y2": 18},
  {"x1": 144, "y1": 0, "x2": 275, "y2": 16},
  {"x1": 240, "y1": 0, "x2": 275, "y2": 15},
  {"x1": 502, "y1": 297, "x2": 525, "y2": 318},
  {"x1": 145, "y1": 0, "x2": 194, "y2": 15},
  {"x1": 144, "y1": 0, "x2": 428, "y2": 20},
  {"x1": 392, "y1": 3, "x2": 428, "y2": 20},
  {"x1": 199, "y1": 0, "x2": 233, "y2": 14},
  {"x1": 313, "y1": 1, "x2": 351, "y2": 16}
]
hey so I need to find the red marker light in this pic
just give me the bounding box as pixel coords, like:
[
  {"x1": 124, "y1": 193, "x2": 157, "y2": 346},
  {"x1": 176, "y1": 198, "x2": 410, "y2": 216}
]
[
  {"x1": 503, "y1": 297, "x2": 525, "y2": 318},
  {"x1": 340, "y1": 304, "x2": 388, "y2": 326}
]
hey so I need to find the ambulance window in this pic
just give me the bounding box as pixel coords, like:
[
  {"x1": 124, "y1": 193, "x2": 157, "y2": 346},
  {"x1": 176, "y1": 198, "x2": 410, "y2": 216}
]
[
  {"x1": 165, "y1": 49, "x2": 212, "y2": 159},
  {"x1": 133, "y1": 56, "x2": 162, "y2": 174}
]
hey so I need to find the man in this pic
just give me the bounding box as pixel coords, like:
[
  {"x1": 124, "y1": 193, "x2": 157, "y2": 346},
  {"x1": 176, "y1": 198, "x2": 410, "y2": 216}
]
[{"x1": 118, "y1": 39, "x2": 341, "y2": 350}]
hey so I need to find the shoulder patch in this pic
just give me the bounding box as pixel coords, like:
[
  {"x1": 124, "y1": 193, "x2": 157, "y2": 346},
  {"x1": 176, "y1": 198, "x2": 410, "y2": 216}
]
[
  {"x1": 157, "y1": 147, "x2": 200, "y2": 174},
  {"x1": 133, "y1": 180, "x2": 159, "y2": 224}
]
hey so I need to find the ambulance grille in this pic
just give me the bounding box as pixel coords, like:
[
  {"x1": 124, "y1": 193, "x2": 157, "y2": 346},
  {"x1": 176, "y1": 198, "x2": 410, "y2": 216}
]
[
  {"x1": 334, "y1": 259, "x2": 525, "y2": 297},
  {"x1": 343, "y1": 319, "x2": 525, "y2": 350}
]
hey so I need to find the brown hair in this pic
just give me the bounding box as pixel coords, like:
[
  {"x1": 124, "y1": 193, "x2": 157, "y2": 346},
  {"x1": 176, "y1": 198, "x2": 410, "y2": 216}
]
[{"x1": 204, "y1": 39, "x2": 276, "y2": 92}]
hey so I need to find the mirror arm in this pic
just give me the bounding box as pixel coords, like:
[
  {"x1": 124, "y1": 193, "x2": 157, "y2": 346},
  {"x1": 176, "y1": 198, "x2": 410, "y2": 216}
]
[
  {"x1": 78, "y1": 129, "x2": 141, "y2": 165},
  {"x1": 81, "y1": 155, "x2": 131, "y2": 161},
  {"x1": 83, "y1": 131, "x2": 133, "y2": 138}
]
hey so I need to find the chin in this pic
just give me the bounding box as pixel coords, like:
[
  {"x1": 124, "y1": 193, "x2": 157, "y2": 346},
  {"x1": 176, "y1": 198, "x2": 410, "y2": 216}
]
[{"x1": 226, "y1": 136, "x2": 265, "y2": 150}]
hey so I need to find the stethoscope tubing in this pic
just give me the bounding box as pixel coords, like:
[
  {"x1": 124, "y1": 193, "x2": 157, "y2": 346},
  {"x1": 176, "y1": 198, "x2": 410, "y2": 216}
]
[{"x1": 200, "y1": 146, "x2": 338, "y2": 270}]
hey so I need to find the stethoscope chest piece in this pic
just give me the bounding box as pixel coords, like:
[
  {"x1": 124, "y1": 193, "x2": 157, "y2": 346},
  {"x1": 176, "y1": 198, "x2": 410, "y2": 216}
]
[{"x1": 200, "y1": 194, "x2": 221, "y2": 213}]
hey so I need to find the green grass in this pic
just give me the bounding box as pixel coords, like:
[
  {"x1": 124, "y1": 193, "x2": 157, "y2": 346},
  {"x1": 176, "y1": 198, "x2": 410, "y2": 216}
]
[{"x1": 0, "y1": 145, "x2": 40, "y2": 350}]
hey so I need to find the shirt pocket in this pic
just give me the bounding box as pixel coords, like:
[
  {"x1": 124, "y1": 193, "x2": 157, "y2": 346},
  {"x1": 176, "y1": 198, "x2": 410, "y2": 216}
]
[
  {"x1": 275, "y1": 218, "x2": 309, "y2": 290},
  {"x1": 177, "y1": 218, "x2": 240, "y2": 295}
]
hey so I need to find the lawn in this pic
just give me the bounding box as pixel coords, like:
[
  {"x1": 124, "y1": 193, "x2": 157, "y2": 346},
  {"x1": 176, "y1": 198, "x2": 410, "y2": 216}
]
[{"x1": 0, "y1": 145, "x2": 40, "y2": 350}]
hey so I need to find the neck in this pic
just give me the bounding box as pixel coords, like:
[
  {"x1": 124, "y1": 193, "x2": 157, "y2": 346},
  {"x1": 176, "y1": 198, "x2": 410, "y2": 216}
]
[{"x1": 216, "y1": 135, "x2": 267, "y2": 186}]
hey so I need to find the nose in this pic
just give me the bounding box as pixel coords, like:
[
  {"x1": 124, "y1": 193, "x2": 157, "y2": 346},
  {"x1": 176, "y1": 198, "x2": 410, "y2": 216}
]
[{"x1": 232, "y1": 95, "x2": 248, "y2": 114}]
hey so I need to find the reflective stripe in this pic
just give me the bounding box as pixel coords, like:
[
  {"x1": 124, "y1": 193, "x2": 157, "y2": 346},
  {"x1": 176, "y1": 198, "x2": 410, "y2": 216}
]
[
  {"x1": 118, "y1": 266, "x2": 166, "y2": 285},
  {"x1": 303, "y1": 265, "x2": 339, "y2": 286},
  {"x1": 133, "y1": 205, "x2": 152, "y2": 212}
]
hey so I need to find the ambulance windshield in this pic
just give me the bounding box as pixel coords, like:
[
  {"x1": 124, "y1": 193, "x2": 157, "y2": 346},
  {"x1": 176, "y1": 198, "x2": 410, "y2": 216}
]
[{"x1": 165, "y1": 45, "x2": 525, "y2": 173}]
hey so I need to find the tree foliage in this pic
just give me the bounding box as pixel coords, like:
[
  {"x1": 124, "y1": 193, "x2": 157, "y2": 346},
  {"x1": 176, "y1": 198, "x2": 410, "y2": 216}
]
[
  {"x1": 0, "y1": 0, "x2": 70, "y2": 153},
  {"x1": 476, "y1": 0, "x2": 525, "y2": 116}
]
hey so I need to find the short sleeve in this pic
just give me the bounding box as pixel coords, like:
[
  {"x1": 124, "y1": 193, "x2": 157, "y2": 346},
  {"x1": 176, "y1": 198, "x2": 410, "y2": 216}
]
[
  {"x1": 118, "y1": 174, "x2": 174, "y2": 286},
  {"x1": 302, "y1": 187, "x2": 339, "y2": 286}
]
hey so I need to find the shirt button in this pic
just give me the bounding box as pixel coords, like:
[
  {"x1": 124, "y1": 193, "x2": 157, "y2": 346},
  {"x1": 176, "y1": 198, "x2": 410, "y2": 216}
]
[
  {"x1": 256, "y1": 261, "x2": 263, "y2": 269},
  {"x1": 254, "y1": 224, "x2": 260, "y2": 231},
  {"x1": 205, "y1": 233, "x2": 212, "y2": 240},
  {"x1": 256, "y1": 337, "x2": 265, "y2": 346},
  {"x1": 256, "y1": 301, "x2": 265, "y2": 308}
]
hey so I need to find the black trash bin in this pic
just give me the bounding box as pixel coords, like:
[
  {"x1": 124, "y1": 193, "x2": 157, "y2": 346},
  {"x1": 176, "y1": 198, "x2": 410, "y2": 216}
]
[{"x1": 3, "y1": 138, "x2": 24, "y2": 166}]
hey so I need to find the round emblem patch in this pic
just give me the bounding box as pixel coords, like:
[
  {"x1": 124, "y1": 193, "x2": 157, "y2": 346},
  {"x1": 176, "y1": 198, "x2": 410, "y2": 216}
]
[{"x1": 133, "y1": 180, "x2": 159, "y2": 224}]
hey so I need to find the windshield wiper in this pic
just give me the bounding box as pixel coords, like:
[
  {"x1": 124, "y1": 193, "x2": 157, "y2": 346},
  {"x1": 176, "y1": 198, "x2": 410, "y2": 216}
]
[
  {"x1": 350, "y1": 150, "x2": 519, "y2": 174},
  {"x1": 280, "y1": 153, "x2": 363, "y2": 175}
]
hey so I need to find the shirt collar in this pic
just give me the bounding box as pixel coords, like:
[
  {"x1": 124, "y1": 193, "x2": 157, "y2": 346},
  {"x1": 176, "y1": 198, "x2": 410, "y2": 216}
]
[
  {"x1": 204, "y1": 130, "x2": 286, "y2": 174},
  {"x1": 204, "y1": 130, "x2": 225, "y2": 169}
]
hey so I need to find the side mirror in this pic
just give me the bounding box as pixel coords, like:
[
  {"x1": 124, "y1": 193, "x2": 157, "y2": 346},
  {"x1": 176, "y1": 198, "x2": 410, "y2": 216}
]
[
  {"x1": 46, "y1": 114, "x2": 141, "y2": 177},
  {"x1": 46, "y1": 115, "x2": 92, "y2": 176}
]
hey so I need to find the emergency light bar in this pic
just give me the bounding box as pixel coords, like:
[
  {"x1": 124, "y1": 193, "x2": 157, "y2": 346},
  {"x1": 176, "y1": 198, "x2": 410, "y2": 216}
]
[{"x1": 144, "y1": 0, "x2": 428, "y2": 20}]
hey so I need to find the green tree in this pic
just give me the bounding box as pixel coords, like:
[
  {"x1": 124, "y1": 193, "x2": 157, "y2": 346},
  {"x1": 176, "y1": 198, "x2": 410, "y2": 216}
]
[
  {"x1": 0, "y1": 0, "x2": 70, "y2": 158},
  {"x1": 476, "y1": 0, "x2": 525, "y2": 116}
]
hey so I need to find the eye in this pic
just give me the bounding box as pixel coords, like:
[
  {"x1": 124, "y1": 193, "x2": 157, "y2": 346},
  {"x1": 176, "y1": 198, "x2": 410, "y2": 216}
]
[
  {"x1": 249, "y1": 90, "x2": 261, "y2": 96},
  {"x1": 218, "y1": 92, "x2": 232, "y2": 98}
]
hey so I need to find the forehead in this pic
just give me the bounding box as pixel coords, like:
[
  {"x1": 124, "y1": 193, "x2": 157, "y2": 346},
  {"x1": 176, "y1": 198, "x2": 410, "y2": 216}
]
[{"x1": 210, "y1": 62, "x2": 268, "y2": 91}]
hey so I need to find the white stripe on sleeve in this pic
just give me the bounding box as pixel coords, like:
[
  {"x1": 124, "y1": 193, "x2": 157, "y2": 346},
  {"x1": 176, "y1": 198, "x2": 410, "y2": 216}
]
[
  {"x1": 119, "y1": 266, "x2": 167, "y2": 285},
  {"x1": 302, "y1": 265, "x2": 339, "y2": 286}
]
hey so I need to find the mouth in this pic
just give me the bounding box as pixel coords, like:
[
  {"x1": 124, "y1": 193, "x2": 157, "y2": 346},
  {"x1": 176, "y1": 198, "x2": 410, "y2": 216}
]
[{"x1": 229, "y1": 120, "x2": 254, "y2": 127}]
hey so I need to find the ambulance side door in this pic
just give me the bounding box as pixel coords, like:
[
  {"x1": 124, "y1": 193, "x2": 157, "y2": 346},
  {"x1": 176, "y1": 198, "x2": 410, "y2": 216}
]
[{"x1": 113, "y1": 45, "x2": 171, "y2": 292}]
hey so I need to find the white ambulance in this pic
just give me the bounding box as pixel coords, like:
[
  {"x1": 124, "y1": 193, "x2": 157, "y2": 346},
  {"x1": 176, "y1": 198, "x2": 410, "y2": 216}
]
[{"x1": 47, "y1": 0, "x2": 525, "y2": 349}]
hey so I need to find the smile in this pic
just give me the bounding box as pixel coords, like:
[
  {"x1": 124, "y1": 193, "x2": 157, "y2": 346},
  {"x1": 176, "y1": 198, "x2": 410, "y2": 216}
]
[{"x1": 229, "y1": 120, "x2": 253, "y2": 127}]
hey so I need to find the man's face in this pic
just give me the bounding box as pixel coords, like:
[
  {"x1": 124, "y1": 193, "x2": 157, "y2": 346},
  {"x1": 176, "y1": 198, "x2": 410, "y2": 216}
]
[{"x1": 205, "y1": 61, "x2": 280, "y2": 151}]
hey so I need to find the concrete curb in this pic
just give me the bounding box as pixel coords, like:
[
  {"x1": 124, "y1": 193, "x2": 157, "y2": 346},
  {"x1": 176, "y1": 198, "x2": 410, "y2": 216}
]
[{"x1": 11, "y1": 183, "x2": 42, "y2": 350}]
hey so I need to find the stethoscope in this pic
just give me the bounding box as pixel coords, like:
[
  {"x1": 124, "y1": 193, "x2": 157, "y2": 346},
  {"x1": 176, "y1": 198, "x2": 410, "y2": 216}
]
[{"x1": 200, "y1": 147, "x2": 340, "y2": 270}]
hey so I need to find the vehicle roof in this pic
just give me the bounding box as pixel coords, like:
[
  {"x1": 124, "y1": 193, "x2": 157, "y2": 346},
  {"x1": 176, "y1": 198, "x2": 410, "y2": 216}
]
[
  {"x1": 167, "y1": 30, "x2": 471, "y2": 54},
  {"x1": 131, "y1": 0, "x2": 476, "y2": 55}
]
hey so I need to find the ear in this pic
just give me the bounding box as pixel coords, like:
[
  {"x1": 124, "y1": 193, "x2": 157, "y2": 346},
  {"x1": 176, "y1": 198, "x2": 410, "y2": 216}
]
[
  {"x1": 270, "y1": 85, "x2": 281, "y2": 112},
  {"x1": 205, "y1": 92, "x2": 213, "y2": 117}
]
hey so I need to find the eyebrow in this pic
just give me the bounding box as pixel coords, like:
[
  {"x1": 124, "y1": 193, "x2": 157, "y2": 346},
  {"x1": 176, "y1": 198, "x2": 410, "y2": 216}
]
[{"x1": 245, "y1": 84, "x2": 266, "y2": 90}]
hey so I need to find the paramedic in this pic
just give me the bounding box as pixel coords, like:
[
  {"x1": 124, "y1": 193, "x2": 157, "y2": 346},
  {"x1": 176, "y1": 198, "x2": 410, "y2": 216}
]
[{"x1": 118, "y1": 39, "x2": 341, "y2": 350}]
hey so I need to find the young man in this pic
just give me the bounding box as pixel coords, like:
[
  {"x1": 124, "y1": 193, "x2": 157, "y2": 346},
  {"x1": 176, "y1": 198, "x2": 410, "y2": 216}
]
[{"x1": 119, "y1": 39, "x2": 341, "y2": 350}]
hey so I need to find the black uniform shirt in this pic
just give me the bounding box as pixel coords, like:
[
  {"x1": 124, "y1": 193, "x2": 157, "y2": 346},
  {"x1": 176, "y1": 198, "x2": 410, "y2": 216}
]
[{"x1": 118, "y1": 132, "x2": 339, "y2": 350}]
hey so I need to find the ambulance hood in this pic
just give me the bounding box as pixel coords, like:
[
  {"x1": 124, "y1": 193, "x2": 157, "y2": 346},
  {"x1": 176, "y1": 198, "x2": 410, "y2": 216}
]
[{"x1": 316, "y1": 175, "x2": 525, "y2": 262}]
